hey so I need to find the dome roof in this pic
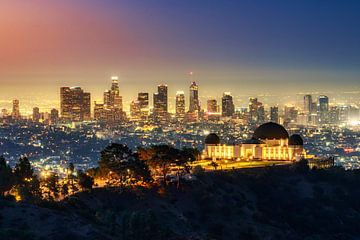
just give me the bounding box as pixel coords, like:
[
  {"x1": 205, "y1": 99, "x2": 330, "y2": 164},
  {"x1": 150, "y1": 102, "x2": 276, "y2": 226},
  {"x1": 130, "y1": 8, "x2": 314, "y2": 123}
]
[
  {"x1": 289, "y1": 134, "x2": 304, "y2": 146},
  {"x1": 205, "y1": 133, "x2": 220, "y2": 145},
  {"x1": 253, "y1": 122, "x2": 289, "y2": 140}
]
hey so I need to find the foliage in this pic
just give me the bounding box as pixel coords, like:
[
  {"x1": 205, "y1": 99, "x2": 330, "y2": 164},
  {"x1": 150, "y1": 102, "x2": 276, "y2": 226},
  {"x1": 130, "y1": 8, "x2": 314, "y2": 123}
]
[
  {"x1": 0, "y1": 156, "x2": 14, "y2": 196},
  {"x1": 77, "y1": 170, "x2": 94, "y2": 191},
  {"x1": 99, "y1": 144, "x2": 152, "y2": 185}
]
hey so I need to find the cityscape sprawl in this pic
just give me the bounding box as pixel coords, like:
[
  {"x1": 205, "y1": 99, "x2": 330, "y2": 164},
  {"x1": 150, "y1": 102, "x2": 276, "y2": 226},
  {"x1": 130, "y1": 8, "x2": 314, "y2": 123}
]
[{"x1": 1, "y1": 76, "x2": 359, "y2": 176}]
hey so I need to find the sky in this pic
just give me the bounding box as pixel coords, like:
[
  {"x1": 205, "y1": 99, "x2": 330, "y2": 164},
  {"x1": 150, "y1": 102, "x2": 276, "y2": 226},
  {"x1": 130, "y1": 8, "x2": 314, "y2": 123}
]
[{"x1": 0, "y1": 0, "x2": 360, "y2": 112}]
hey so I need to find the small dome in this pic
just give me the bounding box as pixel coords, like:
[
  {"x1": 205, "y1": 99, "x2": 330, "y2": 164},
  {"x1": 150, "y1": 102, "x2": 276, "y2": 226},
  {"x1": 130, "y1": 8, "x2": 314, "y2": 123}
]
[
  {"x1": 205, "y1": 133, "x2": 220, "y2": 145},
  {"x1": 289, "y1": 134, "x2": 304, "y2": 146},
  {"x1": 253, "y1": 122, "x2": 289, "y2": 140}
]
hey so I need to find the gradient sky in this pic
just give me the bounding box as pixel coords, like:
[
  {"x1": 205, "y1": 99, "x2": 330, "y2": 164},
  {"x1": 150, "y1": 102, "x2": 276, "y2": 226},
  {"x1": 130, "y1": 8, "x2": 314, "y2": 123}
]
[{"x1": 1, "y1": 0, "x2": 360, "y2": 111}]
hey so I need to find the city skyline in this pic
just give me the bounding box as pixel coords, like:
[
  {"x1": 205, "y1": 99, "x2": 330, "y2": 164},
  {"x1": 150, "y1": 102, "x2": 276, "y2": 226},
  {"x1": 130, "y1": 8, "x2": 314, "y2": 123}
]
[{"x1": 1, "y1": 0, "x2": 360, "y2": 105}]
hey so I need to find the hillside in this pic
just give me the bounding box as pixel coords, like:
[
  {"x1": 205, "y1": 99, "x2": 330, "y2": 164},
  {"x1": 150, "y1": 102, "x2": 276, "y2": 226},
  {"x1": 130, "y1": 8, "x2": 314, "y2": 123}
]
[{"x1": 1, "y1": 165, "x2": 360, "y2": 240}]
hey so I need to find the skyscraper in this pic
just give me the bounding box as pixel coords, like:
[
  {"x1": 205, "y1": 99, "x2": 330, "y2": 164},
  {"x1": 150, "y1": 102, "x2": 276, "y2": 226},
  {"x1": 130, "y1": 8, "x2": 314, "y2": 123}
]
[
  {"x1": 138, "y1": 92, "x2": 149, "y2": 120},
  {"x1": 221, "y1": 92, "x2": 235, "y2": 117},
  {"x1": 249, "y1": 98, "x2": 263, "y2": 124},
  {"x1": 318, "y1": 95, "x2": 329, "y2": 124},
  {"x1": 60, "y1": 86, "x2": 91, "y2": 122},
  {"x1": 50, "y1": 108, "x2": 59, "y2": 124},
  {"x1": 104, "y1": 76, "x2": 122, "y2": 111},
  {"x1": 189, "y1": 81, "x2": 200, "y2": 112},
  {"x1": 175, "y1": 91, "x2": 185, "y2": 121},
  {"x1": 32, "y1": 107, "x2": 41, "y2": 122},
  {"x1": 270, "y1": 106, "x2": 279, "y2": 123},
  {"x1": 153, "y1": 84, "x2": 168, "y2": 122},
  {"x1": 12, "y1": 99, "x2": 20, "y2": 119},
  {"x1": 303, "y1": 95, "x2": 313, "y2": 114}
]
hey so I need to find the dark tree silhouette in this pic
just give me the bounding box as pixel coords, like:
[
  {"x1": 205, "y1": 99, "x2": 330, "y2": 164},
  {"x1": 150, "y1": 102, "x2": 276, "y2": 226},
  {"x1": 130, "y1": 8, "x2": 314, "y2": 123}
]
[
  {"x1": 99, "y1": 144, "x2": 151, "y2": 185},
  {"x1": 78, "y1": 170, "x2": 94, "y2": 191},
  {"x1": 0, "y1": 156, "x2": 14, "y2": 197}
]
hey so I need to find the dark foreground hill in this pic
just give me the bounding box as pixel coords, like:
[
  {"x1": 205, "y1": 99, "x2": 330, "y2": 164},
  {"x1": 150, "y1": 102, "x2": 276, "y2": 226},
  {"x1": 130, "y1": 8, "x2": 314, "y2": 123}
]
[{"x1": 1, "y1": 165, "x2": 360, "y2": 240}]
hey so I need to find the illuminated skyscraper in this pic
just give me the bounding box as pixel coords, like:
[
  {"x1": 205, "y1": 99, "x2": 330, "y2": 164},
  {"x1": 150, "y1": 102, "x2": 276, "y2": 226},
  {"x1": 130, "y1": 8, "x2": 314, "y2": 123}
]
[
  {"x1": 104, "y1": 76, "x2": 123, "y2": 111},
  {"x1": 32, "y1": 107, "x2": 41, "y2": 122},
  {"x1": 318, "y1": 95, "x2": 329, "y2": 124},
  {"x1": 189, "y1": 81, "x2": 200, "y2": 112},
  {"x1": 12, "y1": 99, "x2": 20, "y2": 119},
  {"x1": 138, "y1": 92, "x2": 149, "y2": 120},
  {"x1": 176, "y1": 91, "x2": 185, "y2": 121},
  {"x1": 60, "y1": 87, "x2": 91, "y2": 122},
  {"x1": 221, "y1": 92, "x2": 235, "y2": 117},
  {"x1": 130, "y1": 100, "x2": 141, "y2": 121},
  {"x1": 284, "y1": 106, "x2": 298, "y2": 123},
  {"x1": 303, "y1": 95, "x2": 313, "y2": 114},
  {"x1": 50, "y1": 108, "x2": 59, "y2": 124},
  {"x1": 249, "y1": 98, "x2": 263, "y2": 124},
  {"x1": 270, "y1": 106, "x2": 279, "y2": 123},
  {"x1": 153, "y1": 84, "x2": 168, "y2": 122}
]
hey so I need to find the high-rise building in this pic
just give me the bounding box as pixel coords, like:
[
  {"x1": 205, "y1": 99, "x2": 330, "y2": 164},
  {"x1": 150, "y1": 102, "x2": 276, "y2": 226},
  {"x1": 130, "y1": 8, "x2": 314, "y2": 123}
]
[
  {"x1": 103, "y1": 76, "x2": 123, "y2": 111},
  {"x1": 175, "y1": 91, "x2": 185, "y2": 121},
  {"x1": 270, "y1": 106, "x2": 279, "y2": 123},
  {"x1": 60, "y1": 87, "x2": 91, "y2": 122},
  {"x1": 130, "y1": 100, "x2": 141, "y2": 121},
  {"x1": 207, "y1": 99, "x2": 218, "y2": 113},
  {"x1": 284, "y1": 106, "x2": 298, "y2": 123},
  {"x1": 303, "y1": 95, "x2": 313, "y2": 114},
  {"x1": 221, "y1": 92, "x2": 235, "y2": 117},
  {"x1": 50, "y1": 108, "x2": 59, "y2": 124},
  {"x1": 189, "y1": 82, "x2": 200, "y2": 112},
  {"x1": 32, "y1": 107, "x2": 41, "y2": 122},
  {"x1": 12, "y1": 99, "x2": 20, "y2": 119},
  {"x1": 153, "y1": 84, "x2": 168, "y2": 122},
  {"x1": 138, "y1": 92, "x2": 149, "y2": 120},
  {"x1": 318, "y1": 95, "x2": 329, "y2": 124},
  {"x1": 249, "y1": 98, "x2": 264, "y2": 124}
]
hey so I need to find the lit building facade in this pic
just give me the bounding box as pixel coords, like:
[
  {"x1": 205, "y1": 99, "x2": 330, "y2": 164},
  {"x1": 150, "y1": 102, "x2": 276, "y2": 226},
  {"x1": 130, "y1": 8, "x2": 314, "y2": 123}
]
[
  {"x1": 175, "y1": 91, "x2": 185, "y2": 121},
  {"x1": 60, "y1": 87, "x2": 91, "y2": 122},
  {"x1": 202, "y1": 122, "x2": 305, "y2": 161},
  {"x1": 189, "y1": 81, "x2": 200, "y2": 113},
  {"x1": 221, "y1": 92, "x2": 235, "y2": 117}
]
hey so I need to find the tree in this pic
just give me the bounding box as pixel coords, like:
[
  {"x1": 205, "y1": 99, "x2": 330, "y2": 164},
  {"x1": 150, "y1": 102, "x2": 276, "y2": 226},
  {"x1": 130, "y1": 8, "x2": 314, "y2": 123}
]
[
  {"x1": 42, "y1": 173, "x2": 60, "y2": 200},
  {"x1": 13, "y1": 156, "x2": 41, "y2": 202},
  {"x1": 78, "y1": 170, "x2": 94, "y2": 191},
  {"x1": 0, "y1": 156, "x2": 14, "y2": 197},
  {"x1": 145, "y1": 145, "x2": 178, "y2": 186},
  {"x1": 67, "y1": 162, "x2": 78, "y2": 194},
  {"x1": 99, "y1": 144, "x2": 152, "y2": 186},
  {"x1": 14, "y1": 156, "x2": 34, "y2": 185}
]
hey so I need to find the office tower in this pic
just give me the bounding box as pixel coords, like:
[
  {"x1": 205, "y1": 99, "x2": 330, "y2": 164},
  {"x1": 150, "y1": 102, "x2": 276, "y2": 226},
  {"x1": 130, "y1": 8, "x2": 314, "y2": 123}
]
[
  {"x1": 153, "y1": 84, "x2": 168, "y2": 121},
  {"x1": 284, "y1": 106, "x2": 298, "y2": 123},
  {"x1": 60, "y1": 86, "x2": 91, "y2": 122},
  {"x1": 221, "y1": 92, "x2": 235, "y2": 117},
  {"x1": 249, "y1": 98, "x2": 263, "y2": 124},
  {"x1": 104, "y1": 76, "x2": 123, "y2": 111},
  {"x1": 318, "y1": 95, "x2": 329, "y2": 124},
  {"x1": 207, "y1": 99, "x2": 218, "y2": 113},
  {"x1": 303, "y1": 95, "x2": 313, "y2": 114},
  {"x1": 130, "y1": 100, "x2": 141, "y2": 121},
  {"x1": 329, "y1": 106, "x2": 340, "y2": 124},
  {"x1": 270, "y1": 106, "x2": 279, "y2": 123},
  {"x1": 32, "y1": 107, "x2": 41, "y2": 122},
  {"x1": 138, "y1": 92, "x2": 149, "y2": 120},
  {"x1": 175, "y1": 91, "x2": 185, "y2": 121},
  {"x1": 50, "y1": 108, "x2": 59, "y2": 124},
  {"x1": 12, "y1": 99, "x2": 20, "y2": 119},
  {"x1": 189, "y1": 81, "x2": 200, "y2": 112}
]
